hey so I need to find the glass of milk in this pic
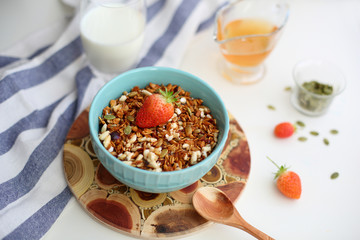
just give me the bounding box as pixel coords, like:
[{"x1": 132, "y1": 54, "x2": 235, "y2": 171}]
[{"x1": 80, "y1": 0, "x2": 146, "y2": 74}]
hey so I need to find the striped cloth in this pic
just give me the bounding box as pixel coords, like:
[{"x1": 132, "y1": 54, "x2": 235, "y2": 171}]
[{"x1": 0, "y1": 0, "x2": 226, "y2": 239}]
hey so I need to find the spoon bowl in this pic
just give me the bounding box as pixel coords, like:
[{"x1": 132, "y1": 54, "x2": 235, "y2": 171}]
[{"x1": 193, "y1": 187, "x2": 274, "y2": 240}]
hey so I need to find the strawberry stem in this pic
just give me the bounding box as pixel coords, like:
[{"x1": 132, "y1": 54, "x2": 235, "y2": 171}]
[
  {"x1": 267, "y1": 156, "x2": 289, "y2": 180},
  {"x1": 267, "y1": 156, "x2": 280, "y2": 169}
]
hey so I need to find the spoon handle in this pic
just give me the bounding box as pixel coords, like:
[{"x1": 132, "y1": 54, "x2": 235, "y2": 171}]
[{"x1": 229, "y1": 212, "x2": 275, "y2": 240}]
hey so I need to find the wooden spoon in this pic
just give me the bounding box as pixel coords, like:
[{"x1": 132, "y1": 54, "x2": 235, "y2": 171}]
[{"x1": 192, "y1": 187, "x2": 274, "y2": 240}]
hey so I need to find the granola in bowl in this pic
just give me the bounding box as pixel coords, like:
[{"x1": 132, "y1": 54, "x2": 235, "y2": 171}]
[{"x1": 98, "y1": 83, "x2": 219, "y2": 172}]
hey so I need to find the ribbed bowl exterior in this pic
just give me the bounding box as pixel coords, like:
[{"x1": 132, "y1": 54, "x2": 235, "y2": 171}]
[{"x1": 89, "y1": 67, "x2": 229, "y2": 193}]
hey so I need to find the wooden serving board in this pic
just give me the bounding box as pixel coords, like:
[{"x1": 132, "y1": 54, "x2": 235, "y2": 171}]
[{"x1": 63, "y1": 109, "x2": 251, "y2": 239}]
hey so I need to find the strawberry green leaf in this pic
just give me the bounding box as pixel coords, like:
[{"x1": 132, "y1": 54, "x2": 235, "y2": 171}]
[
  {"x1": 159, "y1": 89, "x2": 177, "y2": 103},
  {"x1": 267, "y1": 156, "x2": 289, "y2": 180}
]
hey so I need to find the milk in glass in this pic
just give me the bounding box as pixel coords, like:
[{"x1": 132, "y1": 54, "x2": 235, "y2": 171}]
[{"x1": 80, "y1": 3, "x2": 145, "y2": 73}]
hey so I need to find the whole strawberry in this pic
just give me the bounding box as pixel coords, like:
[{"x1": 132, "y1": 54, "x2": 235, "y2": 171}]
[
  {"x1": 268, "y1": 157, "x2": 302, "y2": 199},
  {"x1": 136, "y1": 89, "x2": 177, "y2": 128},
  {"x1": 274, "y1": 122, "x2": 295, "y2": 138}
]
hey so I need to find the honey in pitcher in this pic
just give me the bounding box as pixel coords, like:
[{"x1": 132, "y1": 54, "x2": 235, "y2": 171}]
[{"x1": 217, "y1": 18, "x2": 278, "y2": 67}]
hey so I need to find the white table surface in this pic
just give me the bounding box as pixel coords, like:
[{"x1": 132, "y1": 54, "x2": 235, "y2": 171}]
[{"x1": 1, "y1": 0, "x2": 360, "y2": 239}]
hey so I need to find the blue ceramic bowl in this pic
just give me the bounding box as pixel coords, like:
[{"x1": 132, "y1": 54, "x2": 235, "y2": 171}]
[{"x1": 89, "y1": 67, "x2": 229, "y2": 193}]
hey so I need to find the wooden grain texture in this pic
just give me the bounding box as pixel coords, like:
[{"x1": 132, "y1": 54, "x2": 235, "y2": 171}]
[{"x1": 62, "y1": 110, "x2": 251, "y2": 239}]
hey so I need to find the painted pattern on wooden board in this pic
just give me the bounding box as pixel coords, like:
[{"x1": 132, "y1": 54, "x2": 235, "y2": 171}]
[{"x1": 63, "y1": 109, "x2": 251, "y2": 239}]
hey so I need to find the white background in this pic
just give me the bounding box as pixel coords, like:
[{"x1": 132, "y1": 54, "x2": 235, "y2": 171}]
[{"x1": 1, "y1": 0, "x2": 360, "y2": 239}]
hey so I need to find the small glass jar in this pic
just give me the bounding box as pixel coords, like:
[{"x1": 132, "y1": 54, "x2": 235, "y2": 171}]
[{"x1": 291, "y1": 59, "x2": 346, "y2": 116}]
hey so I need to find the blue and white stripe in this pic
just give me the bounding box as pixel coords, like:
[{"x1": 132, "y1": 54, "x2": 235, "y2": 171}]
[{"x1": 0, "y1": 0, "x2": 226, "y2": 239}]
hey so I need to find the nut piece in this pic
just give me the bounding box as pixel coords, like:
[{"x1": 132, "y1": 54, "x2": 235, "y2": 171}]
[
  {"x1": 160, "y1": 149, "x2": 168, "y2": 158},
  {"x1": 202, "y1": 144, "x2": 212, "y2": 157},
  {"x1": 190, "y1": 151, "x2": 201, "y2": 165},
  {"x1": 101, "y1": 123, "x2": 107, "y2": 133},
  {"x1": 141, "y1": 90, "x2": 153, "y2": 96},
  {"x1": 119, "y1": 95, "x2": 127, "y2": 102},
  {"x1": 180, "y1": 97, "x2": 186, "y2": 104},
  {"x1": 185, "y1": 125, "x2": 192, "y2": 137},
  {"x1": 103, "y1": 135, "x2": 111, "y2": 149},
  {"x1": 99, "y1": 131, "x2": 110, "y2": 141},
  {"x1": 155, "y1": 138, "x2": 163, "y2": 147},
  {"x1": 182, "y1": 143, "x2": 190, "y2": 149}
]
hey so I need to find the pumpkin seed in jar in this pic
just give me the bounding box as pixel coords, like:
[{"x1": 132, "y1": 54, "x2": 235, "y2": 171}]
[
  {"x1": 298, "y1": 80, "x2": 334, "y2": 113},
  {"x1": 302, "y1": 80, "x2": 333, "y2": 96}
]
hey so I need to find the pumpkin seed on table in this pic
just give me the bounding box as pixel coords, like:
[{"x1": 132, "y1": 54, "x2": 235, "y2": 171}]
[
  {"x1": 330, "y1": 172, "x2": 339, "y2": 179},
  {"x1": 267, "y1": 105, "x2": 276, "y2": 110},
  {"x1": 309, "y1": 131, "x2": 319, "y2": 136},
  {"x1": 323, "y1": 138, "x2": 330, "y2": 146},
  {"x1": 298, "y1": 136, "x2": 307, "y2": 142},
  {"x1": 284, "y1": 86, "x2": 292, "y2": 91},
  {"x1": 330, "y1": 129, "x2": 339, "y2": 135},
  {"x1": 296, "y1": 121, "x2": 305, "y2": 128}
]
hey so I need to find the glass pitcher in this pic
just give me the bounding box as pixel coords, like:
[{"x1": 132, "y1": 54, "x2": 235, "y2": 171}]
[{"x1": 214, "y1": 0, "x2": 289, "y2": 84}]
